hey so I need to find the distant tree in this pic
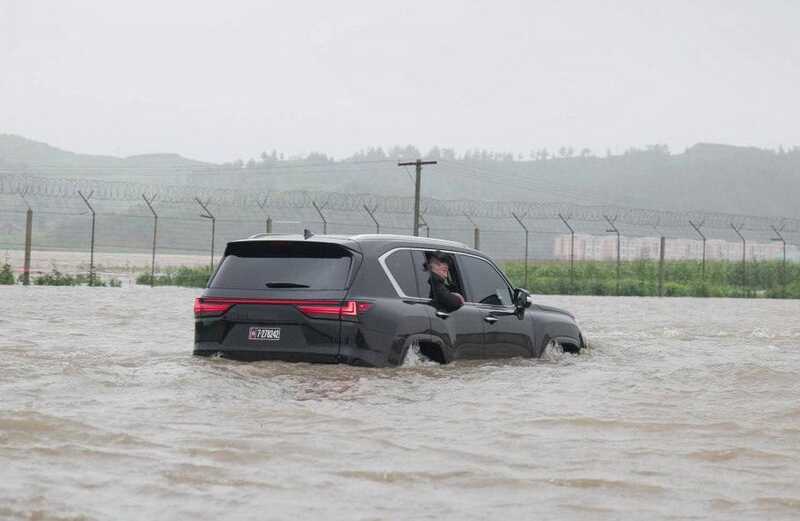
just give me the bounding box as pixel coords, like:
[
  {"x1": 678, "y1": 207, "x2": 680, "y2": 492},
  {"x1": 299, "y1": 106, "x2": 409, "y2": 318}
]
[
  {"x1": 387, "y1": 145, "x2": 421, "y2": 160},
  {"x1": 440, "y1": 148, "x2": 456, "y2": 160},
  {"x1": 306, "y1": 151, "x2": 331, "y2": 162},
  {"x1": 645, "y1": 144, "x2": 670, "y2": 156},
  {"x1": 246, "y1": 158, "x2": 257, "y2": 169},
  {"x1": 580, "y1": 148, "x2": 592, "y2": 158},
  {"x1": 426, "y1": 146, "x2": 441, "y2": 160},
  {"x1": 353, "y1": 147, "x2": 388, "y2": 160}
]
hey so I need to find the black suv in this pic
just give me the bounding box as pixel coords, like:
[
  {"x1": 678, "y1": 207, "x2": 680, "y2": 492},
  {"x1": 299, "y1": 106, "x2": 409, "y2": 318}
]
[{"x1": 194, "y1": 234, "x2": 584, "y2": 367}]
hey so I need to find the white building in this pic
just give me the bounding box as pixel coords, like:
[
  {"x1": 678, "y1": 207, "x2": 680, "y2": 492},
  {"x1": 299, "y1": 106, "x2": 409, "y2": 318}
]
[{"x1": 553, "y1": 234, "x2": 799, "y2": 262}]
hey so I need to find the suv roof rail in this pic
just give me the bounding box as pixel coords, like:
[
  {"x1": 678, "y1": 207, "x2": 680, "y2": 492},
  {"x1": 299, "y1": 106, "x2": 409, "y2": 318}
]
[
  {"x1": 246, "y1": 232, "x2": 298, "y2": 239},
  {"x1": 350, "y1": 234, "x2": 469, "y2": 248}
]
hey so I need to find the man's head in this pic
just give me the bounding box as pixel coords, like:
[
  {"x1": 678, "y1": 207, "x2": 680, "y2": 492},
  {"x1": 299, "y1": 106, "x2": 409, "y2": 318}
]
[{"x1": 427, "y1": 251, "x2": 450, "y2": 279}]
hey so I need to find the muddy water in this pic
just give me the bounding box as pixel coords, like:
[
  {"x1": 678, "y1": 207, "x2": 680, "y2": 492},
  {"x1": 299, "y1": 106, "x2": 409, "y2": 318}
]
[{"x1": 1, "y1": 287, "x2": 799, "y2": 520}]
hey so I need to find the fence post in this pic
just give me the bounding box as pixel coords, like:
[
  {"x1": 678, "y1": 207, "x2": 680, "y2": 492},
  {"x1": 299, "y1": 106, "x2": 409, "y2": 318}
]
[
  {"x1": 731, "y1": 223, "x2": 746, "y2": 294},
  {"x1": 604, "y1": 215, "x2": 621, "y2": 295},
  {"x1": 511, "y1": 212, "x2": 529, "y2": 289},
  {"x1": 257, "y1": 195, "x2": 272, "y2": 234},
  {"x1": 658, "y1": 235, "x2": 666, "y2": 297},
  {"x1": 688, "y1": 220, "x2": 706, "y2": 284},
  {"x1": 558, "y1": 213, "x2": 575, "y2": 293},
  {"x1": 312, "y1": 200, "x2": 328, "y2": 234},
  {"x1": 771, "y1": 224, "x2": 786, "y2": 290},
  {"x1": 77, "y1": 190, "x2": 96, "y2": 286},
  {"x1": 464, "y1": 213, "x2": 480, "y2": 250},
  {"x1": 142, "y1": 194, "x2": 158, "y2": 287},
  {"x1": 418, "y1": 213, "x2": 430, "y2": 238},
  {"x1": 23, "y1": 208, "x2": 32, "y2": 285},
  {"x1": 195, "y1": 198, "x2": 215, "y2": 271},
  {"x1": 364, "y1": 204, "x2": 380, "y2": 234},
  {"x1": 18, "y1": 191, "x2": 33, "y2": 286}
]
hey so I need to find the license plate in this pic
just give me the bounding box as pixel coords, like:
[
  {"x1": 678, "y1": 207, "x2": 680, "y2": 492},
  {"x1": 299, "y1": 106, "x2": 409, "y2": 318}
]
[{"x1": 248, "y1": 327, "x2": 281, "y2": 341}]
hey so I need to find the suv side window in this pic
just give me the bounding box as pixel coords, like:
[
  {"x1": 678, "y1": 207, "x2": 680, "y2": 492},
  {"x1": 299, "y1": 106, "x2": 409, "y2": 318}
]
[
  {"x1": 384, "y1": 249, "x2": 419, "y2": 297},
  {"x1": 457, "y1": 255, "x2": 514, "y2": 306},
  {"x1": 412, "y1": 250, "x2": 467, "y2": 299}
]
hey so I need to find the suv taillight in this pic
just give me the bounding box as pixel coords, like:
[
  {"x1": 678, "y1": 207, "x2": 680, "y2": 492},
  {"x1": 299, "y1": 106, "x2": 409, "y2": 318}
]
[
  {"x1": 194, "y1": 298, "x2": 233, "y2": 317},
  {"x1": 296, "y1": 300, "x2": 372, "y2": 321},
  {"x1": 194, "y1": 298, "x2": 372, "y2": 320}
]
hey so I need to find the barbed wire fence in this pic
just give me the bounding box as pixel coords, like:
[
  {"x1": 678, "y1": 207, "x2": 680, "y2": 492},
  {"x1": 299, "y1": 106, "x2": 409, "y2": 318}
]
[{"x1": 1, "y1": 172, "x2": 798, "y2": 294}]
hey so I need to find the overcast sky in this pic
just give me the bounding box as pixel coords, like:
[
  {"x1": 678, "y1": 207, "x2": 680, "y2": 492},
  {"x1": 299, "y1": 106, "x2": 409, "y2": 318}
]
[{"x1": 1, "y1": 0, "x2": 798, "y2": 162}]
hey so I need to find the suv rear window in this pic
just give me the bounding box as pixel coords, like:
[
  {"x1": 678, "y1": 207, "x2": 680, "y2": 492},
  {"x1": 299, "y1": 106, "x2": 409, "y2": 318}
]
[{"x1": 210, "y1": 241, "x2": 353, "y2": 290}]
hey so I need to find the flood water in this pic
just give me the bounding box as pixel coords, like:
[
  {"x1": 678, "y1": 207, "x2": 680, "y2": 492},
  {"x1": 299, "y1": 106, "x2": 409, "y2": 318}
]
[{"x1": 1, "y1": 287, "x2": 799, "y2": 520}]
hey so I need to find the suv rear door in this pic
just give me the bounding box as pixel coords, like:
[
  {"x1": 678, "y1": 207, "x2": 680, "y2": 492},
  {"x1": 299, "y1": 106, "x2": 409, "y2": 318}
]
[
  {"x1": 196, "y1": 240, "x2": 360, "y2": 361},
  {"x1": 455, "y1": 254, "x2": 533, "y2": 358}
]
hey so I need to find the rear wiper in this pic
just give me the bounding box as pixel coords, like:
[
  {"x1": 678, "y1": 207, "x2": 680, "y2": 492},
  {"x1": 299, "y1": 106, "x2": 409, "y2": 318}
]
[{"x1": 265, "y1": 282, "x2": 310, "y2": 288}]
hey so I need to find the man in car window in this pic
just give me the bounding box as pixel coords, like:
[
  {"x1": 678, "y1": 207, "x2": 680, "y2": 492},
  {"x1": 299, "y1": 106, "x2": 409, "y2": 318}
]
[{"x1": 426, "y1": 251, "x2": 464, "y2": 312}]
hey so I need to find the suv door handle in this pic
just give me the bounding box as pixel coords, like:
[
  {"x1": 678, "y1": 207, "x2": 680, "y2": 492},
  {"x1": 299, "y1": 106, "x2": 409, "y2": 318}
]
[
  {"x1": 435, "y1": 311, "x2": 450, "y2": 319},
  {"x1": 483, "y1": 316, "x2": 498, "y2": 324}
]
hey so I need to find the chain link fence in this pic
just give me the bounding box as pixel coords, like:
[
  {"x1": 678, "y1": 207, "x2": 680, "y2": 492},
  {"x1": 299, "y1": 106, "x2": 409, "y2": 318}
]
[{"x1": 1, "y1": 172, "x2": 798, "y2": 294}]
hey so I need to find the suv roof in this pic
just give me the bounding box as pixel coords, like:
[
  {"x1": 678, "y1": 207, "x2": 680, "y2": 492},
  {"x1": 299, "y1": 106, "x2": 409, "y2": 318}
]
[{"x1": 240, "y1": 233, "x2": 469, "y2": 251}]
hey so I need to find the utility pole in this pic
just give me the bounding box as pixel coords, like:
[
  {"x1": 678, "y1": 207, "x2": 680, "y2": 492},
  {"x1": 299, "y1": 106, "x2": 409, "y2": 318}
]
[
  {"x1": 689, "y1": 220, "x2": 706, "y2": 283},
  {"x1": 195, "y1": 198, "x2": 215, "y2": 271},
  {"x1": 312, "y1": 200, "x2": 328, "y2": 234},
  {"x1": 142, "y1": 194, "x2": 158, "y2": 287},
  {"x1": 558, "y1": 213, "x2": 575, "y2": 293},
  {"x1": 398, "y1": 159, "x2": 437, "y2": 236},
  {"x1": 464, "y1": 213, "x2": 480, "y2": 250},
  {"x1": 77, "y1": 190, "x2": 96, "y2": 286},
  {"x1": 363, "y1": 204, "x2": 380, "y2": 234},
  {"x1": 257, "y1": 195, "x2": 272, "y2": 234},
  {"x1": 18, "y1": 190, "x2": 32, "y2": 286},
  {"x1": 511, "y1": 212, "x2": 529, "y2": 289},
  {"x1": 731, "y1": 223, "x2": 747, "y2": 294},
  {"x1": 771, "y1": 224, "x2": 787, "y2": 290},
  {"x1": 604, "y1": 215, "x2": 621, "y2": 296}
]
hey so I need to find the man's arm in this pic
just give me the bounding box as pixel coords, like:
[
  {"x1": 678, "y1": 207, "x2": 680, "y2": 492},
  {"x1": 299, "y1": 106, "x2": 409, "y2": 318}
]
[{"x1": 430, "y1": 274, "x2": 464, "y2": 312}]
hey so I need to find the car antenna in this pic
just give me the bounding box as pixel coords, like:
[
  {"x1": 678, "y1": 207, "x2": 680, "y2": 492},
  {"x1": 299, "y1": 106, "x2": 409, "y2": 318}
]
[{"x1": 304, "y1": 229, "x2": 314, "y2": 240}]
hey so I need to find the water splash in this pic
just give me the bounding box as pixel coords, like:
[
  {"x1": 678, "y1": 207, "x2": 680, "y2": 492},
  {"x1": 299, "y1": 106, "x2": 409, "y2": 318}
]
[
  {"x1": 542, "y1": 340, "x2": 565, "y2": 362},
  {"x1": 400, "y1": 343, "x2": 438, "y2": 367}
]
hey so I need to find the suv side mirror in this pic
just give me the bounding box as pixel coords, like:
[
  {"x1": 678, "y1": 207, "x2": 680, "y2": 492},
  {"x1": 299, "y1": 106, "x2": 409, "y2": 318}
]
[{"x1": 513, "y1": 288, "x2": 531, "y2": 309}]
